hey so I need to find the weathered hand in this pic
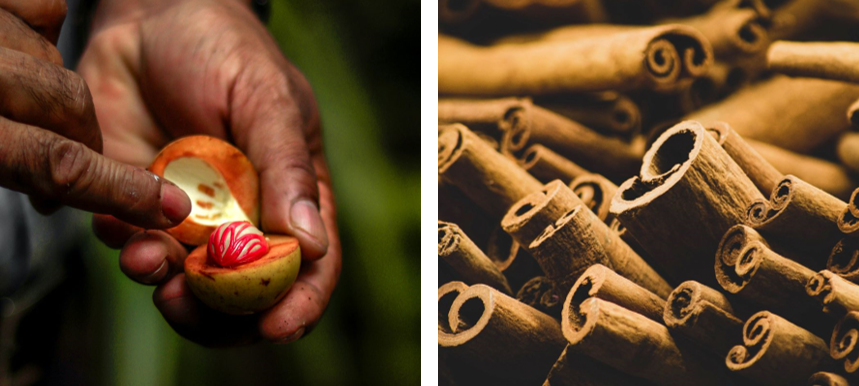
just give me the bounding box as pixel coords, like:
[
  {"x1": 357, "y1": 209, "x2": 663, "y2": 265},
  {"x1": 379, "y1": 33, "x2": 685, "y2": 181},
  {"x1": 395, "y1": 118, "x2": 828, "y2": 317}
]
[
  {"x1": 82, "y1": 0, "x2": 341, "y2": 346},
  {"x1": 0, "y1": 1, "x2": 191, "y2": 228}
]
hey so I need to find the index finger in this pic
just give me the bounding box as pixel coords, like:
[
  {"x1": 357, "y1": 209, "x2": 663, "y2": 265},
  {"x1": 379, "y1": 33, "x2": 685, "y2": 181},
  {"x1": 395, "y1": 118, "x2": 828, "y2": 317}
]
[{"x1": 0, "y1": 117, "x2": 191, "y2": 229}]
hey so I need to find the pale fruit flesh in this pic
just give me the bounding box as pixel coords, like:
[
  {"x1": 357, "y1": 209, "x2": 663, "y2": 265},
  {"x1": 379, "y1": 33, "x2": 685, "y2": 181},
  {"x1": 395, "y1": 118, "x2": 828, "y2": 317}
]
[
  {"x1": 164, "y1": 157, "x2": 252, "y2": 227},
  {"x1": 185, "y1": 235, "x2": 301, "y2": 315}
]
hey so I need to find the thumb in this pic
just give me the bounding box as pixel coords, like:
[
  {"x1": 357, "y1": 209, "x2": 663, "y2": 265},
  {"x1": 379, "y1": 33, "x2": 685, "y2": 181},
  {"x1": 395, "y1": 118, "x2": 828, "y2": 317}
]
[
  {"x1": 0, "y1": 118, "x2": 191, "y2": 229},
  {"x1": 229, "y1": 64, "x2": 328, "y2": 260}
]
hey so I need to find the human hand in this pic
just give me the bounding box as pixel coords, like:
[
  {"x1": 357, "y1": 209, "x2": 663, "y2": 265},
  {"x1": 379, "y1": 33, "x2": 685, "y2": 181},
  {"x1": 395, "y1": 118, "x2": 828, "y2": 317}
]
[
  {"x1": 81, "y1": 0, "x2": 341, "y2": 346},
  {"x1": 0, "y1": 1, "x2": 192, "y2": 228}
]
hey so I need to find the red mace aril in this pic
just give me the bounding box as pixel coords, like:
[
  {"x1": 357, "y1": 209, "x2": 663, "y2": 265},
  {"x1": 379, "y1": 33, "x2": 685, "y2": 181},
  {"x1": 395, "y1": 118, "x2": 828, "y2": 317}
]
[{"x1": 208, "y1": 221, "x2": 270, "y2": 267}]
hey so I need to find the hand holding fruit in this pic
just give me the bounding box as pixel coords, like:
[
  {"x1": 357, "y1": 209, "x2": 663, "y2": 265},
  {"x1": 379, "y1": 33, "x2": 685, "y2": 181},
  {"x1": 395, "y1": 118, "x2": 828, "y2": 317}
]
[{"x1": 84, "y1": 0, "x2": 341, "y2": 346}]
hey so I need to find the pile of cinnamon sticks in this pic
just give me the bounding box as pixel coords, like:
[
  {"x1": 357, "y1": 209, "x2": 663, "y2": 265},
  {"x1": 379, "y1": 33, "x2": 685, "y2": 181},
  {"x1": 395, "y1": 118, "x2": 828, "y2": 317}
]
[{"x1": 438, "y1": 1, "x2": 859, "y2": 385}]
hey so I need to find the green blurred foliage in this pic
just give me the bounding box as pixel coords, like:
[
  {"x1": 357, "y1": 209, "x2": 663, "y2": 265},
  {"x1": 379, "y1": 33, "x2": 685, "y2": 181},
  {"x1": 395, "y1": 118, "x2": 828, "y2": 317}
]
[{"x1": 71, "y1": 0, "x2": 419, "y2": 385}]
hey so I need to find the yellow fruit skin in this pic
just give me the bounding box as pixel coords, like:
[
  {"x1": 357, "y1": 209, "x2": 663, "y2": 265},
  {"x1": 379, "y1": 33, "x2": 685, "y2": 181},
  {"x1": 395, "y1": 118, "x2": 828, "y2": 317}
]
[{"x1": 185, "y1": 235, "x2": 301, "y2": 315}]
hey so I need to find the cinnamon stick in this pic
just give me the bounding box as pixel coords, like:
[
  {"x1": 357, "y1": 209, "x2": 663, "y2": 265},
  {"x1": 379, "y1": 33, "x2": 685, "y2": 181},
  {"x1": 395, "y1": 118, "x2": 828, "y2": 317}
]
[
  {"x1": 438, "y1": 98, "x2": 528, "y2": 141},
  {"x1": 441, "y1": 284, "x2": 566, "y2": 384},
  {"x1": 501, "y1": 179, "x2": 584, "y2": 247},
  {"x1": 438, "y1": 25, "x2": 712, "y2": 95},
  {"x1": 516, "y1": 276, "x2": 561, "y2": 318},
  {"x1": 439, "y1": 281, "x2": 486, "y2": 386},
  {"x1": 438, "y1": 123, "x2": 542, "y2": 219},
  {"x1": 500, "y1": 103, "x2": 643, "y2": 179},
  {"x1": 663, "y1": 280, "x2": 744, "y2": 357},
  {"x1": 831, "y1": 311, "x2": 859, "y2": 375},
  {"x1": 611, "y1": 121, "x2": 764, "y2": 285},
  {"x1": 568, "y1": 173, "x2": 617, "y2": 223},
  {"x1": 767, "y1": 41, "x2": 859, "y2": 83},
  {"x1": 807, "y1": 270, "x2": 859, "y2": 318},
  {"x1": 519, "y1": 144, "x2": 589, "y2": 184},
  {"x1": 749, "y1": 139, "x2": 855, "y2": 200},
  {"x1": 504, "y1": 180, "x2": 671, "y2": 297},
  {"x1": 726, "y1": 311, "x2": 834, "y2": 385},
  {"x1": 562, "y1": 297, "x2": 730, "y2": 386},
  {"x1": 745, "y1": 175, "x2": 845, "y2": 267},
  {"x1": 536, "y1": 92, "x2": 641, "y2": 138},
  {"x1": 684, "y1": 76, "x2": 859, "y2": 153},
  {"x1": 568, "y1": 264, "x2": 667, "y2": 322},
  {"x1": 485, "y1": 225, "x2": 543, "y2": 293},
  {"x1": 438, "y1": 221, "x2": 513, "y2": 294},
  {"x1": 663, "y1": 5, "x2": 769, "y2": 58},
  {"x1": 705, "y1": 121, "x2": 782, "y2": 197},
  {"x1": 715, "y1": 239, "x2": 819, "y2": 323},
  {"x1": 808, "y1": 372, "x2": 852, "y2": 386},
  {"x1": 827, "y1": 238, "x2": 859, "y2": 283}
]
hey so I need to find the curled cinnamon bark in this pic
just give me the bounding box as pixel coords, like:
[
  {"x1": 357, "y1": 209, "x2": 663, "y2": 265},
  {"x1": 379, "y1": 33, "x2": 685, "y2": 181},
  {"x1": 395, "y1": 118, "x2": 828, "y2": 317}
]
[
  {"x1": 745, "y1": 175, "x2": 845, "y2": 268},
  {"x1": 663, "y1": 280, "x2": 744, "y2": 357},
  {"x1": 438, "y1": 98, "x2": 528, "y2": 142},
  {"x1": 807, "y1": 270, "x2": 859, "y2": 318},
  {"x1": 438, "y1": 221, "x2": 513, "y2": 294},
  {"x1": 438, "y1": 123, "x2": 542, "y2": 219},
  {"x1": 827, "y1": 238, "x2": 859, "y2": 283},
  {"x1": 727, "y1": 311, "x2": 833, "y2": 385},
  {"x1": 438, "y1": 25, "x2": 711, "y2": 95},
  {"x1": 538, "y1": 92, "x2": 641, "y2": 138},
  {"x1": 505, "y1": 181, "x2": 671, "y2": 296},
  {"x1": 499, "y1": 103, "x2": 643, "y2": 179},
  {"x1": 808, "y1": 372, "x2": 851, "y2": 386},
  {"x1": 502, "y1": 180, "x2": 584, "y2": 247},
  {"x1": 611, "y1": 121, "x2": 763, "y2": 285},
  {"x1": 562, "y1": 297, "x2": 730, "y2": 386},
  {"x1": 664, "y1": 5, "x2": 769, "y2": 58},
  {"x1": 685, "y1": 76, "x2": 859, "y2": 154},
  {"x1": 715, "y1": 239, "x2": 819, "y2": 323},
  {"x1": 441, "y1": 284, "x2": 566, "y2": 384},
  {"x1": 569, "y1": 174, "x2": 617, "y2": 223},
  {"x1": 570, "y1": 264, "x2": 666, "y2": 322},
  {"x1": 519, "y1": 144, "x2": 589, "y2": 184},
  {"x1": 831, "y1": 311, "x2": 859, "y2": 375}
]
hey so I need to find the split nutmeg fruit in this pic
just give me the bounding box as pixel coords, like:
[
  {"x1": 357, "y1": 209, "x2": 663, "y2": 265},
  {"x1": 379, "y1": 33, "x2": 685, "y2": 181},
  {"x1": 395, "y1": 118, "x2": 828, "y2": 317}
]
[{"x1": 149, "y1": 136, "x2": 301, "y2": 315}]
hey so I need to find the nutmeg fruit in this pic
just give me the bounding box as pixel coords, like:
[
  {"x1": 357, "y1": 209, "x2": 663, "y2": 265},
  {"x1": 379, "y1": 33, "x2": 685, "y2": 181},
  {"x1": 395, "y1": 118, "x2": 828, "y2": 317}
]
[{"x1": 150, "y1": 136, "x2": 301, "y2": 314}]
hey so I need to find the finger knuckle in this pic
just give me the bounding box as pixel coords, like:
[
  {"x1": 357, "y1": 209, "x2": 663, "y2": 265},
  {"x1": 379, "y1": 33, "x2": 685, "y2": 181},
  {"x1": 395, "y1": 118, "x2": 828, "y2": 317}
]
[{"x1": 47, "y1": 138, "x2": 93, "y2": 198}]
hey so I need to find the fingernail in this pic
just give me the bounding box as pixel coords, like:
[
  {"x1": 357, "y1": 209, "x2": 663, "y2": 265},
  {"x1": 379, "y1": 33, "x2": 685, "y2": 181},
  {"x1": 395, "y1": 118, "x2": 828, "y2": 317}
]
[
  {"x1": 140, "y1": 259, "x2": 169, "y2": 285},
  {"x1": 161, "y1": 183, "x2": 191, "y2": 224},
  {"x1": 290, "y1": 200, "x2": 328, "y2": 250},
  {"x1": 274, "y1": 327, "x2": 305, "y2": 344}
]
